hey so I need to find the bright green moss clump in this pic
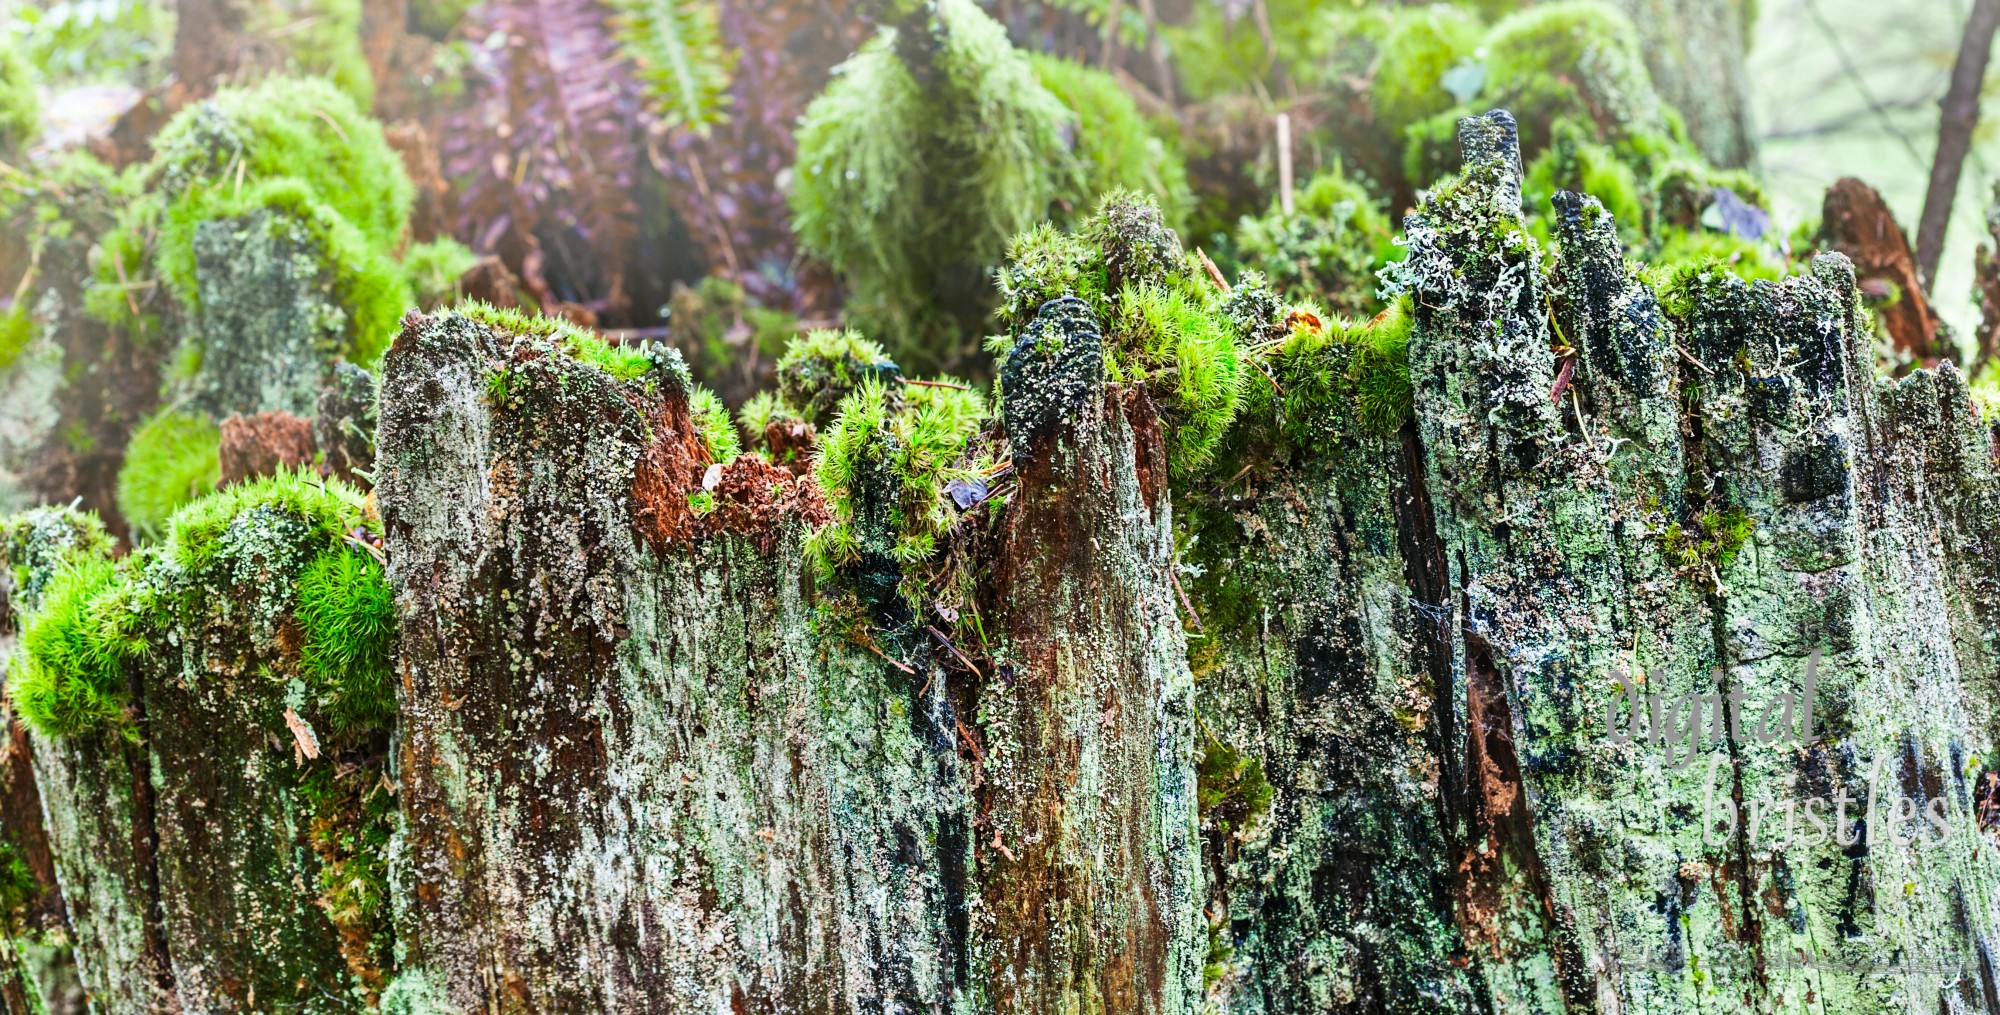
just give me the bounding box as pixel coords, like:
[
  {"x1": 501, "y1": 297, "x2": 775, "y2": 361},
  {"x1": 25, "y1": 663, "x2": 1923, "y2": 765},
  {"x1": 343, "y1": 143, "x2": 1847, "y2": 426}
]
[
  {"x1": 296, "y1": 548, "x2": 395, "y2": 732},
  {"x1": 10, "y1": 552, "x2": 146, "y2": 738},
  {"x1": 117, "y1": 408, "x2": 221, "y2": 543},
  {"x1": 147, "y1": 77, "x2": 410, "y2": 253},
  {"x1": 995, "y1": 192, "x2": 1248, "y2": 475},
  {"x1": 688, "y1": 387, "x2": 741, "y2": 464},
  {"x1": 790, "y1": 0, "x2": 1083, "y2": 368},
  {"x1": 805, "y1": 374, "x2": 990, "y2": 595},
  {"x1": 163, "y1": 466, "x2": 372, "y2": 575},
  {"x1": 776, "y1": 328, "x2": 900, "y2": 426}
]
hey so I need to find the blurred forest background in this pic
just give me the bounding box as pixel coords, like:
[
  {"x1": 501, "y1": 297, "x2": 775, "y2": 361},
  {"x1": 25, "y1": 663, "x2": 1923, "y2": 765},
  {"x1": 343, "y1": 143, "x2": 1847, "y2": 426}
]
[{"x1": 0, "y1": 0, "x2": 1993, "y2": 538}]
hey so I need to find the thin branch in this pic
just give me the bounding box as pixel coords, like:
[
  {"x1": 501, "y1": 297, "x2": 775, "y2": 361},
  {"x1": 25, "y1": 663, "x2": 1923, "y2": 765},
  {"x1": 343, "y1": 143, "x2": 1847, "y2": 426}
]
[{"x1": 1917, "y1": 0, "x2": 2000, "y2": 284}]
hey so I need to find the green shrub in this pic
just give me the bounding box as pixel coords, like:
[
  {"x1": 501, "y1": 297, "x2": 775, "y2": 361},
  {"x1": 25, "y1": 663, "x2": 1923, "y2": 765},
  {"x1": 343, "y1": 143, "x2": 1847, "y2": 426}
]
[{"x1": 117, "y1": 409, "x2": 220, "y2": 542}]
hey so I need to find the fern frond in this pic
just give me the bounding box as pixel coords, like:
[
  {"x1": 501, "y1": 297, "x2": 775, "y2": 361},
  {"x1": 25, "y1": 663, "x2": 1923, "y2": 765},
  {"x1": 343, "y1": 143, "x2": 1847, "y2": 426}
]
[{"x1": 611, "y1": 0, "x2": 736, "y2": 136}]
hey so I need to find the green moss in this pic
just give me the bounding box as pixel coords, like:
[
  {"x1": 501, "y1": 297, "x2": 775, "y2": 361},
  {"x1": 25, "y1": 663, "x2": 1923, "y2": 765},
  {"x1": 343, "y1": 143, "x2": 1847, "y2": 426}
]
[
  {"x1": 295, "y1": 547, "x2": 395, "y2": 732},
  {"x1": 1652, "y1": 228, "x2": 1786, "y2": 284},
  {"x1": 790, "y1": 0, "x2": 1073, "y2": 368},
  {"x1": 1197, "y1": 734, "x2": 1273, "y2": 836},
  {"x1": 1, "y1": 507, "x2": 114, "y2": 612},
  {"x1": 1523, "y1": 122, "x2": 1643, "y2": 242},
  {"x1": 0, "y1": 840, "x2": 37, "y2": 929},
  {"x1": 1349, "y1": 297, "x2": 1414, "y2": 437},
  {"x1": 1232, "y1": 168, "x2": 1396, "y2": 315},
  {"x1": 1399, "y1": 0, "x2": 1668, "y2": 192},
  {"x1": 147, "y1": 77, "x2": 411, "y2": 256},
  {"x1": 1369, "y1": 5, "x2": 1484, "y2": 131},
  {"x1": 776, "y1": 328, "x2": 899, "y2": 426},
  {"x1": 116, "y1": 408, "x2": 220, "y2": 543},
  {"x1": 1027, "y1": 53, "x2": 1192, "y2": 228},
  {"x1": 0, "y1": 33, "x2": 39, "y2": 156},
  {"x1": 1088, "y1": 189, "x2": 1187, "y2": 296},
  {"x1": 402, "y1": 238, "x2": 478, "y2": 309},
  {"x1": 736, "y1": 391, "x2": 790, "y2": 446},
  {"x1": 1113, "y1": 282, "x2": 1244, "y2": 473},
  {"x1": 0, "y1": 303, "x2": 33, "y2": 375},
  {"x1": 992, "y1": 222, "x2": 1107, "y2": 341},
  {"x1": 688, "y1": 385, "x2": 741, "y2": 463},
  {"x1": 805, "y1": 374, "x2": 988, "y2": 594},
  {"x1": 1480, "y1": 0, "x2": 1660, "y2": 140},
  {"x1": 294, "y1": 758, "x2": 396, "y2": 987},
  {"x1": 9, "y1": 551, "x2": 146, "y2": 738},
  {"x1": 162, "y1": 467, "x2": 373, "y2": 576},
  {"x1": 1659, "y1": 506, "x2": 1755, "y2": 577},
  {"x1": 572, "y1": 334, "x2": 659, "y2": 382}
]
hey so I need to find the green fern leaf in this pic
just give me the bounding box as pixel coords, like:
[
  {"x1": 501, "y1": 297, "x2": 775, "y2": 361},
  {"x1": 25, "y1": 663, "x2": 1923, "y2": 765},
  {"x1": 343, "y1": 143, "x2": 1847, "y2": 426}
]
[{"x1": 611, "y1": 0, "x2": 736, "y2": 136}]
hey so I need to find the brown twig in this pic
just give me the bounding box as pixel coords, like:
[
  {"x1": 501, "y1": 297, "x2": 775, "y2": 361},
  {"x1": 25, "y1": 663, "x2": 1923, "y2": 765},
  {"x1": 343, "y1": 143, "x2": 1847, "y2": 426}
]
[
  {"x1": 1169, "y1": 568, "x2": 1204, "y2": 632},
  {"x1": 954, "y1": 714, "x2": 987, "y2": 764},
  {"x1": 926, "y1": 625, "x2": 983, "y2": 679},
  {"x1": 1196, "y1": 247, "x2": 1230, "y2": 293},
  {"x1": 1674, "y1": 343, "x2": 1714, "y2": 374},
  {"x1": 902, "y1": 378, "x2": 972, "y2": 391},
  {"x1": 855, "y1": 633, "x2": 914, "y2": 674}
]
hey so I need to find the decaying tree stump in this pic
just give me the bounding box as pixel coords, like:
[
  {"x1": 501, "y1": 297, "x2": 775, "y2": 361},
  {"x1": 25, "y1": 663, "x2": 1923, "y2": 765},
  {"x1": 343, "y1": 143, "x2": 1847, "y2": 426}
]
[{"x1": 4, "y1": 108, "x2": 2000, "y2": 1014}]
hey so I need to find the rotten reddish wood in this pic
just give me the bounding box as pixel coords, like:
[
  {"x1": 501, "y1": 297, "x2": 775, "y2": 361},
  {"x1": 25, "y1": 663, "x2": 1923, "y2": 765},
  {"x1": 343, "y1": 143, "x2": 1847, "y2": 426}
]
[
  {"x1": 218, "y1": 411, "x2": 317, "y2": 487},
  {"x1": 1820, "y1": 177, "x2": 1943, "y2": 364}
]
